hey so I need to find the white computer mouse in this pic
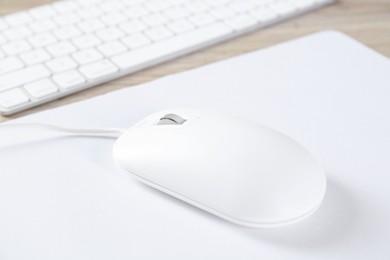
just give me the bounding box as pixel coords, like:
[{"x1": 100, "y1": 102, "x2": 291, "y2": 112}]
[{"x1": 112, "y1": 109, "x2": 326, "y2": 228}]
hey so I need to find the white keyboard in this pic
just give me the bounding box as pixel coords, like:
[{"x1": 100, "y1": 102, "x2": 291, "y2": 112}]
[{"x1": 0, "y1": 0, "x2": 333, "y2": 115}]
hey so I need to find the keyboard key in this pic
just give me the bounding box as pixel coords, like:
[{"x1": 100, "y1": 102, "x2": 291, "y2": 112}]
[
  {"x1": 0, "y1": 19, "x2": 7, "y2": 30},
  {"x1": 0, "y1": 88, "x2": 29, "y2": 108},
  {"x1": 53, "y1": 12, "x2": 81, "y2": 26},
  {"x1": 78, "y1": 19, "x2": 105, "y2": 33},
  {"x1": 100, "y1": 12, "x2": 127, "y2": 26},
  {"x1": 2, "y1": 40, "x2": 31, "y2": 55},
  {"x1": 0, "y1": 65, "x2": 51, "y2": 91},
  {"x1": 112, "y1": 22, "x2": 233, "y2": 70},
  {"x1": 20, "y1": 49, "x2": 51, "y2": 65},
  {"x1": 142, "y1": 13, "x2": 169, "y2": 27},
  {"x1": 3, "y1": 26, "x2": 33, "y2": 40},
  {"x1": 119, "y1": 21, "x2": 147, "y2": 34},
  {"x1": 145, "y1": 27, "x2": 174, "y2": 41},
  {"x1": 0, "y1": 33, "x2": 6, "y2": 44},
  {"x1": 46, "y1": 41, "x2": 77, "y2": 57},
  {"x1": 230, "y1": 1, "x2": 258, "y2": 12},
  {"x1": 167, "y1": 19, "x2": 195, "y2": 34},
  {"x1": 121, "y1": 33, "x2": 151, "y2": 49},
  {"x1": 0, "y1": 57, "x2": 24, "y2": 75},
  {"x1": 53, "y1": 26, "x2": 82, "y2": 40},
  {"x1": 182, "y1": 1, "x2": 209, "y2": 13},
  {"x1": 29, "y1": 19, "x2": 57, "y2": 33},
  {"x1": 28, "y1": 33, "x2": 57, "y2": 47},
  {"x1": 122, "y1": 5, "x2": 148, "y2": 19},
  {"x1": 24, "y1": 78, "x2": 58, "y2": 98},
  {"x1": 4, "y1": 12, "x2": 33, "y2": 26},
  {"x1": 99, "y1": 1, "x2": 124, "y2": 12},
  {"x1": 52, "y1": 70, "x2": 85, "y2": 89},
  {"x1": 163, "y1": 6, "x2": 190, "y2": 19},
  {"x1": 46, "y1": 56, "x2": 78, "y2": 73},
  {"x1": 97, "y1": 40, "x2": 127, "y2": 56},
  {"x1": 210, "y1": 5, "x2": 236, "y2": 19},
  {"x1": 72, "y1": 48, "x2": 103, "y2": 64},
  {"x1": 79, "y1": 59, "x2": 119, "y2": 80},
  {"x1": 72, "y1": 34, "x2": 101, "y2": 49},
  {"x1": 190, "y1": 13, "x2": 217, "y2": 26},
  {"x1": 76, "y1": 7, "x2": 102, "y2": 19},
  {"x1": 96, "y1": 27, "x2": 124, "y2": 42}
]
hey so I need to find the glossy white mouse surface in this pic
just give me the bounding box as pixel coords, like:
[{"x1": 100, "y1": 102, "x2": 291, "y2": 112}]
[{"x1": 113, "y1": 109, "x2": 326, "y2": 228}]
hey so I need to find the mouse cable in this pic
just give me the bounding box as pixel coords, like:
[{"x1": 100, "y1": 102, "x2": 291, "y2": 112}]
[{"x1": 0, "y1": 123, "x2": 126, "y2": 136}]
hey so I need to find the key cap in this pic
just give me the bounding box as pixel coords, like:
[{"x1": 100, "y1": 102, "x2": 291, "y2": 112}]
[
  {"x1": 97, "y1": 41, "x2": 127, "y2": 57},
  {"x1": 0, "y1": 19, "x2": 8, "y2": 30},
  {"x1": 3, "y1": 26, "x2": 33, "y2": 40},
  {"x1": 210, "y1": 5, "x2": 236, "y2": 19},
  {"x1": 144, "y1": 1, "x2": 172, "y2": 12},
  {"x1": 53, "y1": 26, "x2": 82, "y2": 40},
  {"x1": 190, "y1": 13, "x2": 217, "y2": 26},
  {"x1": 29, "y1": 19, "x2": 57, "y2": 33},
  {"x1": 96, "y1": 27, "x2": 124, "y2": 42},
  {"x1": 167, "y1": 19, "x2": 195, "y2": 34},
  {"x1": 121, "y1": 33, "x2": 151, "y2": 49},
  {"x1": 230, "y1": 1, "x2": 258, "y2": 12},
  {"x1": 119, "y1": 21, "x2": 147, "y2": 35},
  {"x1": 0, "y1": 65, "x2": 51, "y2": 91},
  {"x1": 4, "y1": 12, "x2": 33, "y2": 26},
  {"x1": 0, "y1": 33, "x2": 6, "y2": 44},
  {"x1": 0, "y1": 57, "x2": 24, "y2": 75},
  {"x1": 182, "y1": 1, "x2": 209, "y2": 13},
  {"x1": 122, "y1": 5, "x2": 149, "y2": 19},
  {"x1": 79, "y1": 59, "x2": 119, "y2": 80},
  {"x1": 100, "y1": 13, "x2": 127, "y2": 26},
  {"x1": 20, "y1": 49, "x2": 51, "y2": 65},
  {"x1": 99, "y1": 1, "x2": 124, "y2": 12},
  {"x1": 46, "y1": 56, "x2": 78, "y2": 73},
  {"x1": 76, "y1": 7, "x2": 102, "y2": 19},
  {"x1": 46, "y1": 41, "x2": 77, "y2": 57},
  {"x1": 0, "y1": 88, "x2": 29, "y2": 108},
  {"x1": 52, "y1": 70, "x2": 85, "y2": 89},
  {"x1": 2, "y1": 40, "x2": 31, "y2": 55},
  {"x1": 112, "y1": 22, "x2": 233, "y2": 70},
  {"x1": 72, "y1": 34, "x2": 101, "y2": 49},
  {"x1": 28, "y1": 33, "x2": 57, "y2": 47},
  {"x1": 72, "y1": 48, "x2": 103, "y2": 64},
  {"x1": 53, "y1": 12, "x2": 81, "y2": 26},
  {"x1": 78, "y1": 19, "x2": 105, "y2": 33},
  {"x1": 145, "y1": 27, "x2": 174, "y2": 41},
  {"x1": 24, "y1": 78, "x2": 58, "y2": 98},
  {"x1": 163, "y1": 6, "x2": 190, "y2": 19},
  {"x1": 142, "y1": 13, "x2": 169, "y2": 27}
]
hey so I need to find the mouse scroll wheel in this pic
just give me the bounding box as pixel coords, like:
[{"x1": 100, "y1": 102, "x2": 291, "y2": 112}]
[{"x1": 158, "y1": 114, "x2": 187, "y2": 125}]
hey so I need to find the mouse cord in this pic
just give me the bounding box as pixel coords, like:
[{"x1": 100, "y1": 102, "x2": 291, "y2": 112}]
[{"x1": 0, "y1": 123, "x2": 127, "y2": 136}]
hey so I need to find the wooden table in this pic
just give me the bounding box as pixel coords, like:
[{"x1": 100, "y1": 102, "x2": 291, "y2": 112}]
[{"x1": 0, "y1": 0, "x2": 389, "y2": 121}]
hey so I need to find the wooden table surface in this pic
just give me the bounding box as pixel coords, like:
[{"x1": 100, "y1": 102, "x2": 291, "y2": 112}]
[{"x1": 0, "y1": 0, "x2": 389, "y2": 121}]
